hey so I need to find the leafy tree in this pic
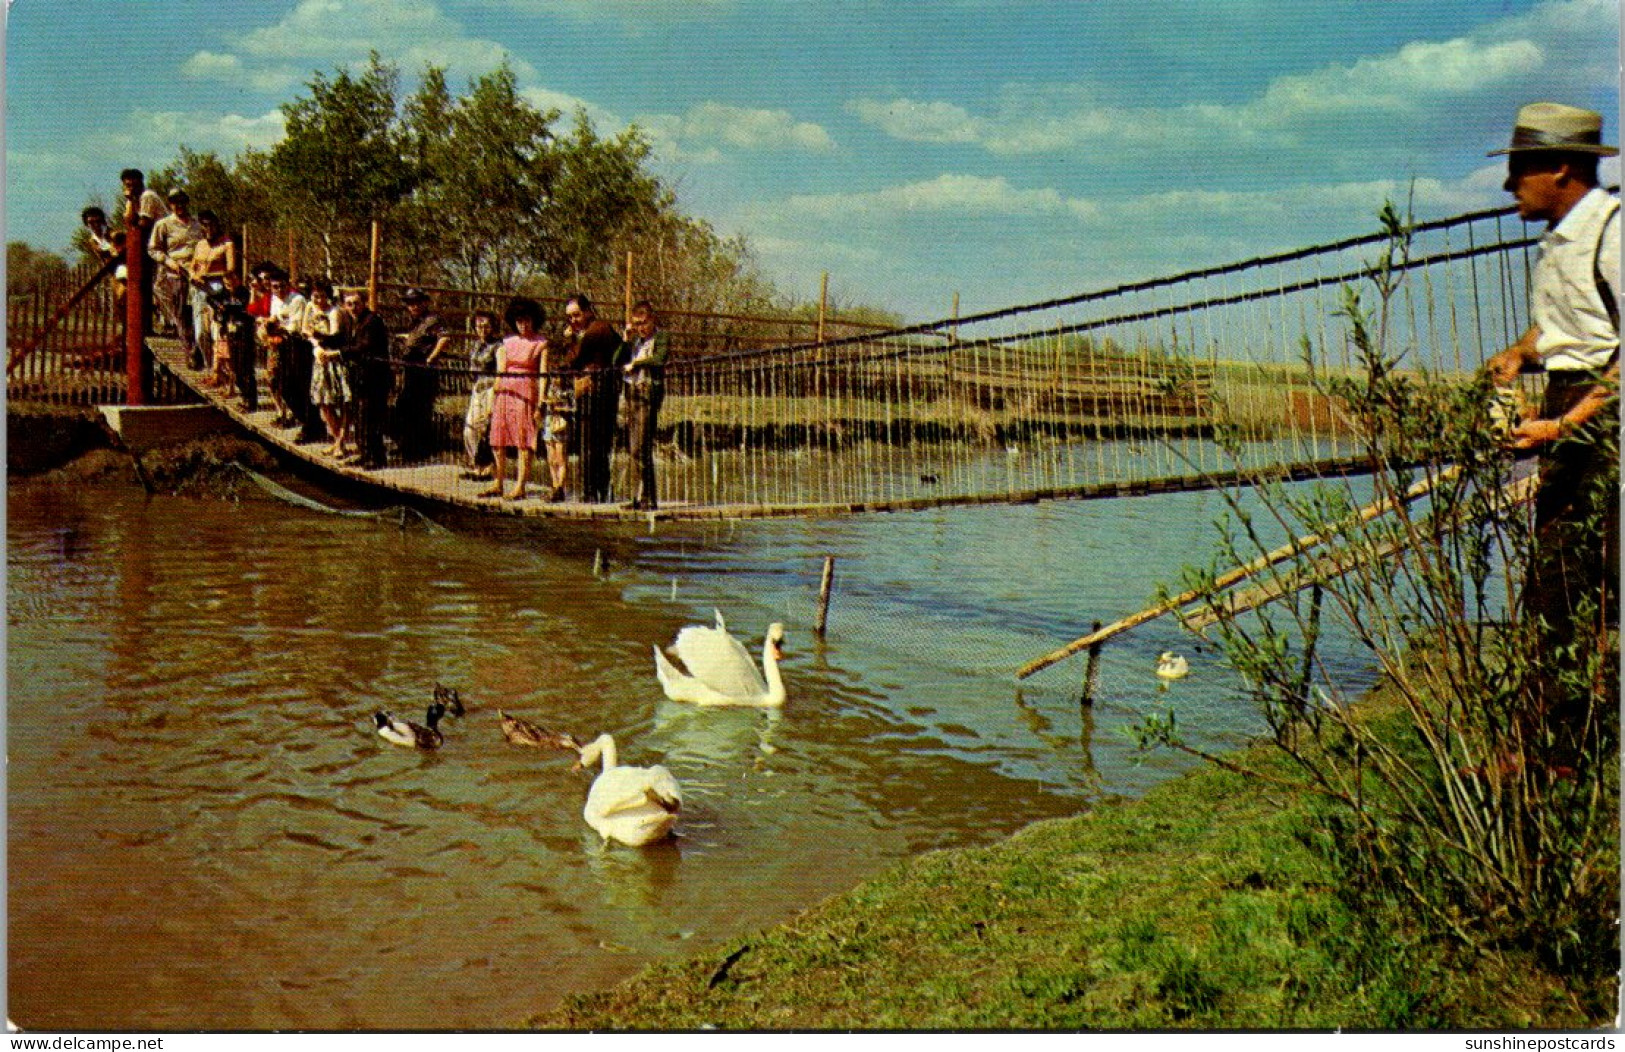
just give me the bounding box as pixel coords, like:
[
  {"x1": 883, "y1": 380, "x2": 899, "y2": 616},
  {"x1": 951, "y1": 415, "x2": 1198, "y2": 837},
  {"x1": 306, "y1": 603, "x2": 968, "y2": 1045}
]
[
  {"x1": 398, "y1": 63, "x2": 559, "y2": 292},
  {"x1": 152, "y1": 147, "x2": 275, "y2": 236},
  {"x1": 134, "y1": 56, "x2": 897, "y2": 334},
  {"x1": 267, "y1": 53, "x2": 417, "y2": 278},
  {"x1": 8, "y1": 242, "x2": 70, "y2": 295},
  {"x1": 543, "y1": 112, "x2": 665, "y2": 286}
]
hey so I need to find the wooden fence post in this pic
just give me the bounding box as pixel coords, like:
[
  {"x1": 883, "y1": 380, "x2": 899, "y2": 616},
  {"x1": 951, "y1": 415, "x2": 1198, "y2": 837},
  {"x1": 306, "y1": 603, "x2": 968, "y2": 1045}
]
[
  {"x1": 368, "y1": 220, "x2": 381, "y2": 311},
  {"x1": 624, "y1": 250, "x2": 634, "y2": 329},
  {"x1": 816, "y1": 272, "x2": 829, "y2": 345},
  {"x1": 1081, "y1": 620, "x2": 1103, "y2": 706},
  {"x1": 814, "y1": 555, "x2": 836, "y2": 636}
]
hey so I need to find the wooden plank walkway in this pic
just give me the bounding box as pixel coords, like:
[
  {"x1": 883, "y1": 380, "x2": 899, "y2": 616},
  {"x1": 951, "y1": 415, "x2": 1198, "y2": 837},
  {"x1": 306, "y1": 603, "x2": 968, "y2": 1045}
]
[{"x1": 149, "y1": 338, "x2": 1375, "y2": 523}]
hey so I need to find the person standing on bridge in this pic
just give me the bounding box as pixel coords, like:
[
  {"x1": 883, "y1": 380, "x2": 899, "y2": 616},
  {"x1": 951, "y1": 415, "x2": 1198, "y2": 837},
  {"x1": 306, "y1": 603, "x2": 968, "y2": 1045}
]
[
  {"x1": 148, "y1": 188, "x2": 204, "y2": 368},
  {"x1": 483, "y1": 297, "x2": 549, "y2": 502},
  {"x1": 1484, "y1": 102, "x2": 1619, "y2": 749},
  {"x1": 460, "y1": 310, "x2": 503, "y2": 483},
  {"x1": 392, "y1": 287, "x2": 450, "y2": 462},
  {"x1": 339, "y1": 288, "x2": 393, "y2": 470},
  {"x1": 80, "y1": 206, "x2": 128, "y2": 300},
  {"x1": 120, "y1": 169, "x2": 164, "y2": 337},
  {"x1": 563, "y1": 293, "x2": 625, "y2": 503},
  {"x1": 621, "y1": 300, "x2": 670, "y2": 511},
  {"x1": 190, "y1": 211, "x2": 235, "y2": 387}
]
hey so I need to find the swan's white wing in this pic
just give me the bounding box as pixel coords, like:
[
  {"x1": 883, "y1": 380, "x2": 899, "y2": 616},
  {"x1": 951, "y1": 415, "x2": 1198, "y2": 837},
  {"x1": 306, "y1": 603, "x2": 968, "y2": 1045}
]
[
  {"x1": 653, "y1": 644, "x2": 689, "y2": 698},
  {"x1": 589, "y1": 767, "x2": 677, "y2": 818},
  {"x1": 670, "y1": 624, "x2": 768, "y2": 700},
  {"x1": 643, "y1": 765, "x2": 682, "y2": 812}
]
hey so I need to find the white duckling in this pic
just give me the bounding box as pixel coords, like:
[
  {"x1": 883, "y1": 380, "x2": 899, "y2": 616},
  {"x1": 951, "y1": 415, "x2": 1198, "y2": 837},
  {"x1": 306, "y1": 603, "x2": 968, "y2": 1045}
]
[
  {"x1": 375, "y1": 701, "x2": 448, "y2": 749},
  {"x1": 1155, "y1": 652, "x2": 1191, "y2": 681},
  {"x1": 653, "y1": 617, "x2": 787, "y2": 707},
  {"x1": 575, "y1": 733, "x2": 682, "y2": 847}
]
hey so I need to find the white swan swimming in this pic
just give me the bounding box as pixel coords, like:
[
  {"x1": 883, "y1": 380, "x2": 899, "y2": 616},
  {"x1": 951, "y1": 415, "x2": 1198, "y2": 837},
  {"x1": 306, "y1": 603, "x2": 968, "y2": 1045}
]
[
  {"x1": 575, "y1": 733, "x2": 682, "y2": 847},
  {"x1": 1156, "y1": 652, "x2": 1191, "y2": 680},
  {"x1": 653, "y1": 614, "x2": 787, "y2": 707}
]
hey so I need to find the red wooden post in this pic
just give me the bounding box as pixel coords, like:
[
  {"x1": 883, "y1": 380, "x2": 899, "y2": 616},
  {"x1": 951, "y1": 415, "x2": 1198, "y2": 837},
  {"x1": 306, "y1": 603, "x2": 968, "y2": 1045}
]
[{"x1": 125, "y1": 203, "x2": 150, "y2": 405}]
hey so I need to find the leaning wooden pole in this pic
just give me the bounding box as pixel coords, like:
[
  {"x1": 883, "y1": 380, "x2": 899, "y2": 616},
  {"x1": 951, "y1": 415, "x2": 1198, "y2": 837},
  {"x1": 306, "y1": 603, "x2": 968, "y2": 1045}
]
[
  {"x1": 1015, "y1": 464, "x2": 1461, "y2": 679},
  {"x1": 1185, "y1": 472, "x2": 1540, "y2": 631}
]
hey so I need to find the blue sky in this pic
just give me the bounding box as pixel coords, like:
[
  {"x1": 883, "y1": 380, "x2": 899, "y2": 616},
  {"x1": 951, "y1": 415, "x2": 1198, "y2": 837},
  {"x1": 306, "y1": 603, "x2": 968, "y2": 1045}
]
[{"x1": 6, "y1": 0, "x2": 1619, "y2": 320}]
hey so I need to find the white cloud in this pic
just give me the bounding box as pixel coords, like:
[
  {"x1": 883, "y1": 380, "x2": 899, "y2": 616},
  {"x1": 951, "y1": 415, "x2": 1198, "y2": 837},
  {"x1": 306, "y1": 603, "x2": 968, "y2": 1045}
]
[
  {"x1": 520, "y1": 87, "x2": 622, "y2": 131},
  {"x1": 846, "y1": 98, "x2": 985, "y2": 144},
  {"x1": 851, "y1": 0, "x2": 1610, "y2": 158},
  {"x1": 181, "y1": 51, "x2": 244, "y2": 79},
  {"x1": 465, "y1": 0, "x2": 732, "y2": 22},
  {"x1": 755, "y1": 169, "x2": 1522, "y2": 241},
  {"x1": 106, "y1": 110, "x2": 289, "y2": 158},
  {"x1": 777, "y1": 174, "x2": 1086, "y2": 220},
  {"x1": 1248, "y1": 37, "x2": 1542, "y2": 122},
  {"x1": 639, "y1": 103, "x2": 834, "y2": 162},
  {"x1": 181, "y1": 0, "x2": 536, "y2": 95}
]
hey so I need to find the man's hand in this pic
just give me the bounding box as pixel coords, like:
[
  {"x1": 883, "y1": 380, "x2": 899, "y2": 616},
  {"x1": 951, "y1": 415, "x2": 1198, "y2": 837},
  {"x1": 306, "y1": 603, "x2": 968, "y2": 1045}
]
[
  {"x1": 1507, "y1": 417, "x2": 1565, "y2": 450},
  {"x1": 1486, "y1": 326, "x2": 1541, "y2": 386}
]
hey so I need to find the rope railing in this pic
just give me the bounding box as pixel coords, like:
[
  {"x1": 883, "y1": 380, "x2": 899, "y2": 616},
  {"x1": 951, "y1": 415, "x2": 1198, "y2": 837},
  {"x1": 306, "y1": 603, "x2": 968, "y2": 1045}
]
[{"x1": 689, "y1": 201, "x2": 1542, "y2": 366}]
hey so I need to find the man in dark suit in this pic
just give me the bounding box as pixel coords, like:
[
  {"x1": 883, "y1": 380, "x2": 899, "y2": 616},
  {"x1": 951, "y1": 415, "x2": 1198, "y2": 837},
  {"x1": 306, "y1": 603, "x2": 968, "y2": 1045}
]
[
  {"x1": 563, "y1": 293, "x2": 624, "y2": 503},
  {"x1": 339, "y1": 288, "x2": 393, "y2": 469}
]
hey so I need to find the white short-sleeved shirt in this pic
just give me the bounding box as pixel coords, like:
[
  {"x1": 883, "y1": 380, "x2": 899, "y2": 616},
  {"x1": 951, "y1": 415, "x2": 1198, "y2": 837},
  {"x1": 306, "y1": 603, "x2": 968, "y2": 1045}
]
[
  {"x1": 271, "y1": 292, "x2": 309, "y2": 334},
  {"x1": 1533, "y1": 187, "x2": 1620, "y2": 372}
]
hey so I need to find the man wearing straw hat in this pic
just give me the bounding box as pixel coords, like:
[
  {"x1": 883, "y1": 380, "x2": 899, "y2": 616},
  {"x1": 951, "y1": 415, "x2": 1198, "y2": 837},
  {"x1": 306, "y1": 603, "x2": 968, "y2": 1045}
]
[{"x1": 1484, "y1": 102, "x2": 1620, "y2": 736}]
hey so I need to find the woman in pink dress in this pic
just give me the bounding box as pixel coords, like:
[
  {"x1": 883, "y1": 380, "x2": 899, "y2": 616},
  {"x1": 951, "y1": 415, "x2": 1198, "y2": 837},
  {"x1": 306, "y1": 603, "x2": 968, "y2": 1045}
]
[{"x1": 483, "y1": 297, "x2": 548, "y2": 501}]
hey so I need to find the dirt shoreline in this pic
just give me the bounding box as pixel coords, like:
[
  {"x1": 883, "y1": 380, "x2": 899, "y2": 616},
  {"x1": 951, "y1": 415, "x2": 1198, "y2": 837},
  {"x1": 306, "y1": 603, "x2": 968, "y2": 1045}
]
[{"x1": 8, "y1": 403, "x2": 285, "y2": 496}]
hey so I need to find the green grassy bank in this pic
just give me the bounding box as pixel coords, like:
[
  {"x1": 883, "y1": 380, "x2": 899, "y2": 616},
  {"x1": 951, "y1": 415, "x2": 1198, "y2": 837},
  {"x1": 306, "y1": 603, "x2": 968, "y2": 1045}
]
[{"x1": 539, "y1": 690, "x2": 1616, "y2": 1031}]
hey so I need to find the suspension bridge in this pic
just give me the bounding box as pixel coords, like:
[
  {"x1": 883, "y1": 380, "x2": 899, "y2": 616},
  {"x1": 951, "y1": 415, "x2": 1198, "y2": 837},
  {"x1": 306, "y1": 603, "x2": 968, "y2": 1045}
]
[{"x1": 9, "y1": 200, "x2": 1539, "y2": 522}]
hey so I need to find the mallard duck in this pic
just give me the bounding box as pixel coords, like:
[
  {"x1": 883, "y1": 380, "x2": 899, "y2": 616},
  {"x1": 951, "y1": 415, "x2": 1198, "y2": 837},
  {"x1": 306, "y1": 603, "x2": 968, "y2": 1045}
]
[
  {"x1": 434, "y1": 683, "x2": 465, "y2": 718},
  {"x1": 375, "y1": 701, "x2": 447, "y2": 749},
  {"x1": 1155, "y1": 652, "x2": 1191, "y2": 680},
  {"x1": 498, "y1": 709, "x2": 580, "y2": 752},
  {"x1": 575, "y1": 733, "x2": 682, "y2": 847},
  {"x1": 653, "y1": 618, "x2": 787, "y2": 707}
]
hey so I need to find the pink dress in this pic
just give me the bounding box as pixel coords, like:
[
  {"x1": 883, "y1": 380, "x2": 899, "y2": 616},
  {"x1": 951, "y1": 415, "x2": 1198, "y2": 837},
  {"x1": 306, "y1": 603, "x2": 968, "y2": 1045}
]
[{"x1": 489, "y1": 335, "x2": 546, "y2": 450}]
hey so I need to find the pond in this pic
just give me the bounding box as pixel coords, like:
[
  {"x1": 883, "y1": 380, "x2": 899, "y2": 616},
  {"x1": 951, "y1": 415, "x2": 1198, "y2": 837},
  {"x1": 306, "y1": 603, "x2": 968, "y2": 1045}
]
[{"x1": 6, "y1": 472, "x2": 1381, "y2": 1030}]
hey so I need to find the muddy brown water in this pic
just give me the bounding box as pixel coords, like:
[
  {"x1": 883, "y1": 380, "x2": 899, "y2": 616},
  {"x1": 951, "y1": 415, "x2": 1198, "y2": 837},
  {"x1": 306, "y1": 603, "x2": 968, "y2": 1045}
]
[{"x1": 7, "y1": 474, "x2": 1380, "y2": 1030}]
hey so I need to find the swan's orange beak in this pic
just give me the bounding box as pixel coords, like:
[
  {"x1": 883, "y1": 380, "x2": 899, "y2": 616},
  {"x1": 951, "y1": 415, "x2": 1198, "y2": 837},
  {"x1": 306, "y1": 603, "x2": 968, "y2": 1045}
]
[{"x1": 771, "y1": 639, "x2": 785, "y2": 661}]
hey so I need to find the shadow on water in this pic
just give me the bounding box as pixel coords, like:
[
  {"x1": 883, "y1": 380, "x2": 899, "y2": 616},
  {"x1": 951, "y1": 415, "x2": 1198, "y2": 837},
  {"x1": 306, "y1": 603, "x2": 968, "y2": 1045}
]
[{"x1": 7, "y1": 474, "x2": 1378, "y2": 1029}]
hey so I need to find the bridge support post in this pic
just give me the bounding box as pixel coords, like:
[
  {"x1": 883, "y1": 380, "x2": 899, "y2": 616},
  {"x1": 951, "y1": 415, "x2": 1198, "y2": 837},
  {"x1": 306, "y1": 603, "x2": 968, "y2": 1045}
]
[
  {"x1": 814, "y1": 555, "x2": 836, "y2": 636},
  {"x1": 124, "y1": 202, "x2": 151, "y2": 405},
  {"x1": 1080, "y1": 620, "x2": 1103, "y2": 707}
]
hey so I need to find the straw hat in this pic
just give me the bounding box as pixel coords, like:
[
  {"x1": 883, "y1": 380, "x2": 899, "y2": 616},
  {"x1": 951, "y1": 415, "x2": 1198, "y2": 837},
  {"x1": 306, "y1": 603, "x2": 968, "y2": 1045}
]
[{"x1": 1489, "y1": 102, "x2": 1617, "y2": 157}]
